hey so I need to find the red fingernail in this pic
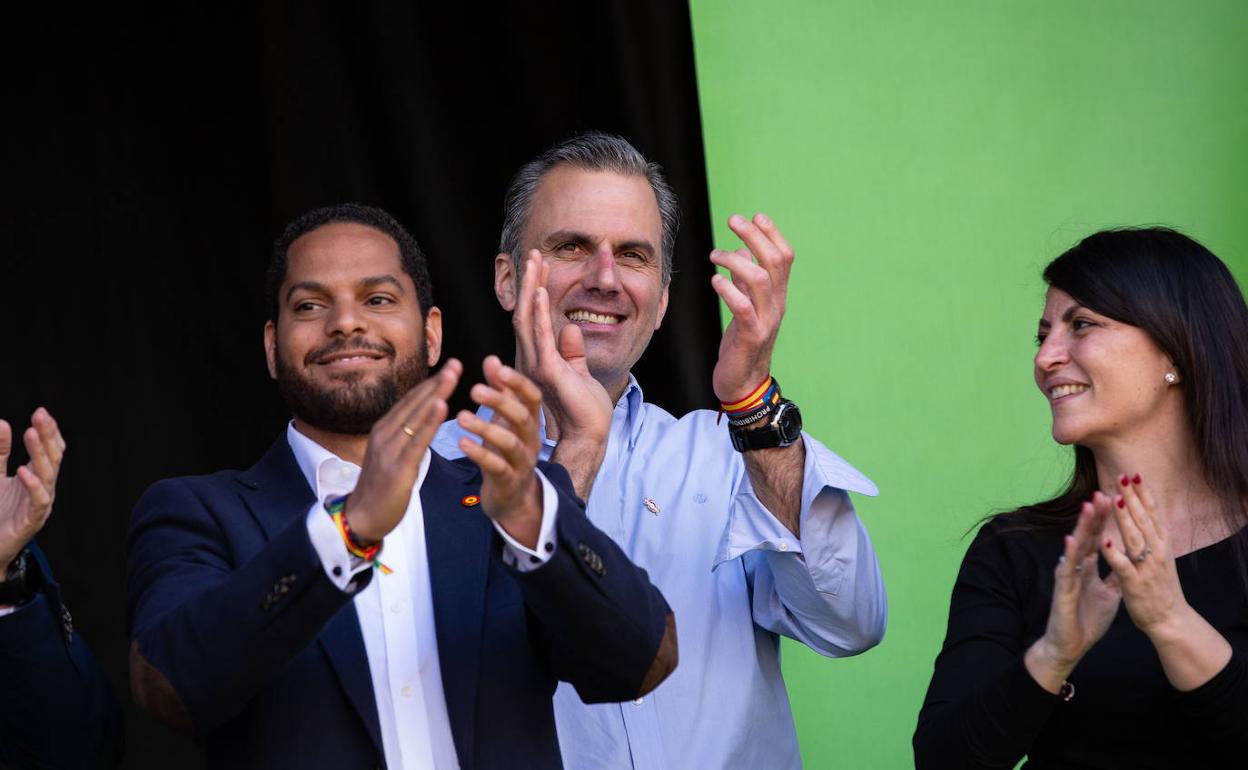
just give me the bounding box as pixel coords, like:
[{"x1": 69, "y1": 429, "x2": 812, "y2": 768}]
[
  {"x1": 1116, "y1": 497, "x2": 1126, "y2": 508},
  {"x1": 1105, "y1": 539, "x2": 1112, "y2": 549},
  {"x1": 1132, "y1": 474, "x2": 1141, "y2": 485},
  {"x1": 1119, "y1": 474, "x2": 1129, "y2": 486}
]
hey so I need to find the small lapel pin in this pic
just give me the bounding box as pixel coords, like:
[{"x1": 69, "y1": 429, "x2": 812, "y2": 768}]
[
  {"x1": 461, "y1": 495, "x2": 480, "y2": 507},
  {"x1": 643, "y1": 497, "x2": 660, "y2": 515}
]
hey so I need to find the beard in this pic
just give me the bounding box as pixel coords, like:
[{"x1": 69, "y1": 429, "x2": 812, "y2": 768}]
[{"x1": 274, "y1": 336, "x2": 429, "y2": 435}]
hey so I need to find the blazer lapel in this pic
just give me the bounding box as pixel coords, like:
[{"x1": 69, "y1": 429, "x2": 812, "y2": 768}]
[
  {"x1": 422, "y1": 453, "x2": 490, "y2": 769},
  {"x1": 237, "y1": 435, "x2": 384, "y2": 756}
]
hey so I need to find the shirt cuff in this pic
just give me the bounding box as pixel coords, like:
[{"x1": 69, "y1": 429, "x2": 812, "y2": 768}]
[
  {"x1": 306, "y1": 502, "x2": 374, "y2": 591},
  {"x1": 0, "y1": 605, "x2": 17, "y2": 618},
  {"x1": 494, "y1": 469, "x2": 559, "y2": 572}
]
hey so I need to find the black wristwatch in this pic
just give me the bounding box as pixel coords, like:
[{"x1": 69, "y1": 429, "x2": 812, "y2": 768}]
[
  {"x1": 729, "y1": 399, "x2": 803, "y2": 452},
  {"x1": 0, "y1": 548, "x2": 39, "y2": 607}
]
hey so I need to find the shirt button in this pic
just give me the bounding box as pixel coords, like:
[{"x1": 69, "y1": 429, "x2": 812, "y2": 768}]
[
  {"x1": 632, "y1": 697, "x2": 644, "y2": 706},
  {"x1": 401, "y1": 684, "x2": 414, "y2": 697},
  {"x1": 332, "y1": 566, "x2": 343, "y2": 577},
  {"x1": 777, "y1": 541, "x2": 789, "y2": 552},
  {"x1": 390, "y1": 602, "x2": 402, "y2": 614}
]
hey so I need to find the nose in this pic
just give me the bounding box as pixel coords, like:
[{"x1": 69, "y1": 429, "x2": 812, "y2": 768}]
[
  {"x1": 325, "y1": 300, "x2": 367, "y2": 337},
  {"x1": 581, "y1": 247, "x2": 620, "y2": 293},
  {"x1": 1034, "y1": 331, "x2": 1069, "y2": 374}
]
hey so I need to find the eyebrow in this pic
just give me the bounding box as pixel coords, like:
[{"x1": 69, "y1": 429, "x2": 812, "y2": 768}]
[
  {"x1": 285, "y1": 275, "x2": 406, "y2": 303},
  {"x1": 1036, "y1": 303, "x2": 1087, "y2": 328},
  {"x1": 543, "y1": 230, "x2": 657, "y2": 257}
]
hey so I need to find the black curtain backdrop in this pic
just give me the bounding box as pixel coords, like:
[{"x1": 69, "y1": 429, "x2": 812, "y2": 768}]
[{"x1": 2, "y1": 4, "x2": 719, "y2": 766}]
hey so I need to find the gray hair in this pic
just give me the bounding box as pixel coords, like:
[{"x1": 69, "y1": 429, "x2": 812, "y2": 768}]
[{"x1": 499, "y1": 131, "x2": 680, "y2": 285}]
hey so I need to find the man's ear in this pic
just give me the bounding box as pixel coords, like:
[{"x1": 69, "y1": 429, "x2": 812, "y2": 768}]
[
  {"x1": 263, "y1": 320, "x2": 278, "y2": 379},
  {"x1": 495, "y1": 253, "x2": 517, "y2": 311},
  {"x1": 424, "y1": 307, "x2": 444, "y2": 367},
  {"x1": 654, "y1": 285, "x2": 670, "y2": 330}
]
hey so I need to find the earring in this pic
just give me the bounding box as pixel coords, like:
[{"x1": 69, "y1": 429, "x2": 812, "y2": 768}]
[{"x1": 1164, "y1": 372, "x2": 1178, "y2": 385}]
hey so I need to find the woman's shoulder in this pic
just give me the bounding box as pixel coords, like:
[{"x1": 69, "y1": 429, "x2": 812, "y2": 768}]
[{"x1": 963, "y1": 512, "x2": 1068, "y2": 568}]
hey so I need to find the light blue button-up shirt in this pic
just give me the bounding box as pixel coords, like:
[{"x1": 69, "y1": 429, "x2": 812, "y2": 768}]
[{"x1": 433, "y1": 378, "x2": 887, "y2": 769}]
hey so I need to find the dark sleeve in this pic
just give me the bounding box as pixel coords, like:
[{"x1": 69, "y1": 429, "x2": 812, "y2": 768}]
[
  {"x1": 507, "y1": 461, "x2": 672, "y2": 703},
  {"x1": 913, "y1": 523, "x2": 1059, "y2": 769},
  {"x1": 1177, "y1": 646, "x2": 1248, "y2": 752},
  {"x1": 0, "y1": 547, "x2": 125, "y2": 769},
  {"x1": 124, "y1": 479, "x2": 370, "y2": 733}
]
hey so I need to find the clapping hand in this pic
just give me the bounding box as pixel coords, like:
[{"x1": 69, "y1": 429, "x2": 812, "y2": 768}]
[
  {"x1": 1101, "y1": 475, "x2": 1188, "y2": 638},
  {"x1": 345, "y1": 360, "x2": 463, "y2": 544},
  {"x1": 0, "y1": 408, "x2": 65, "y2": 572},
  {"x1": 456, "y1": 356, "x2": 546, "y2": 549},
  {"x1": 709, "y1": 214, "x2": 794, "y2": 405},
  {"x1": 512, "y1": 250, "x2": 612, "y2": 498},
  {"x1": 1025, "y1": 493, "x2": 1122, "y2": 692}
]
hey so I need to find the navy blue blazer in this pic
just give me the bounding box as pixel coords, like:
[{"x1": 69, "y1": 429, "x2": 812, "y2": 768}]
[
  {"x1": 124, "y1": 437, "x2": 670, "y2": 769},
  {"x1": 0, "y1": 543, "x2": 124, "y2": 769}
]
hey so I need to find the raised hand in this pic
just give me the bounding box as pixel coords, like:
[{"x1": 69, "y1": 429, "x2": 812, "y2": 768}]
[
  {"x1": 709, "y1": 213, "x2": 794, "y2": 405},
  {"x1": 1024, "y1": 493, "x2": 1122, "y2": 693},
  {"x1": 513, "y1": 250, "x2": 612, "y2": 498},
  {"x1": 0, "y1": 408, "x2": 66, "y2": 572},
  {"x1": 455, "y1": 356, "x2": 545, "y2": 548},
  {"x1": 1101, "y1": 474, "x2": 1232, "y2": 690},
  {"x1": 345, "y1": 360, "x2": 462, "y2": 543},
  {"x1": 1101, "y1": 475, "x2": 1188, "y2": 636}
]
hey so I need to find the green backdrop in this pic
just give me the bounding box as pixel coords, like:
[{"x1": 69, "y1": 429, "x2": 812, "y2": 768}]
[{"x1": 689, "y1": 1, "x2": 1248, "y2": 767}]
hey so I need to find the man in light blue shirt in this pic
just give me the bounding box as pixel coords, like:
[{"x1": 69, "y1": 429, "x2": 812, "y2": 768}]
[{"x1": 434, "y1": 132, "x2": 886, "y2": 769}]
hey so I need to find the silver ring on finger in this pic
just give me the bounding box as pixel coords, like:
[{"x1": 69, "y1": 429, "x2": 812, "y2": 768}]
[{"x1": 1131, "y1": 547, "x2": 1152, "y2": 563}]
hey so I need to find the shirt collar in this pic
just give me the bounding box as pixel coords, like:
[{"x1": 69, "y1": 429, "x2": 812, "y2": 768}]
[
  {"x1": 620, "y1": 374, "x2": 645, "y2": 450},
  {"x1": 285, "y1": 421, "x2": 430, "y2": 501}
]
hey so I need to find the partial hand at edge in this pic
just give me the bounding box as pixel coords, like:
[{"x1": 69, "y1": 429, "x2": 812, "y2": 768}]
[{"x1": 0, "y1": 408, "x2": 66, "y2": 573}]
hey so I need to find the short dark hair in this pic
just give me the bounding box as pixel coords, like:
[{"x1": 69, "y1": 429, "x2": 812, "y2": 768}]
[
  {"x1": 267, "y1": 203, "x2": 434, "y2": 322},
  {"x1": 499, "y1": 131, "x2": 680, "y2": 285}
]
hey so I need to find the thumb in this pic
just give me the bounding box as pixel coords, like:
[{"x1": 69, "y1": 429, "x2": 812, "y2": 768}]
[{"x1": 558, "y1": 324, "x2": 589, "y2": 375}]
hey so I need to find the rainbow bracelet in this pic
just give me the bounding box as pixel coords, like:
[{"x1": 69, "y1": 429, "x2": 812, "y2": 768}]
[
  {"x1": 324, "y1": 495, "x2": 393, "y2": 575},
  {"x1": 720, "y1": 376, "x2": 781, "y2": 426}
]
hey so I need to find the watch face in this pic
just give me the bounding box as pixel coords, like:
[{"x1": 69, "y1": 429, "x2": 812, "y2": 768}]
[{"x1": 777, "y1": 402, "x2": 803, "y2": 443}]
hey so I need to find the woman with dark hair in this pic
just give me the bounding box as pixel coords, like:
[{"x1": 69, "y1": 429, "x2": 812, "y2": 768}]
[{"x1": 914, "y1": 227, "x2": 1248, "y2": 768}]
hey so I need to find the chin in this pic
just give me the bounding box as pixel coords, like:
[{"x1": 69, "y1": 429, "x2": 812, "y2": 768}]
[{"x1": 1049, "y1": 418, "x2": 1082, "y2": 446}]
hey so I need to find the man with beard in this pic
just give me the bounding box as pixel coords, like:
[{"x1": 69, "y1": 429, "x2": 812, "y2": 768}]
[
  {"x1": 124, "y1": 203, "x2": 675, "y2": 769},
  {"x1": 433, "y1": 134, "x2": 886, "y2": 769}
]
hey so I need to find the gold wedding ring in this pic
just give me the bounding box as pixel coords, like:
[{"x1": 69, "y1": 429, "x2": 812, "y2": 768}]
[{"x1": 401, "y1": 424, "x2": 417, "y2": 438}]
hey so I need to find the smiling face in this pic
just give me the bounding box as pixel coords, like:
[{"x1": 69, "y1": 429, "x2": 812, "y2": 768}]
[
  {"x1": 1034, "y1": 287, "x2": 1179, "y2": 448},
  {"x1": 495, "y1": 165, "x2": 669, "y2": 396},
  {"x1": 264, "y1": 221, "x2": 441, "y2": 435}
]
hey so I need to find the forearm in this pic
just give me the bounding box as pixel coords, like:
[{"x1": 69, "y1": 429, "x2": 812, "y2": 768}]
[
  {"x1": 742, "y1": 441, "x2": 804, "y2": 536},
  {"x1": 1149, "y1": 606, "x2": 1233, "y2": 691},
  {"x1": 127, "y1": 497, "x2": 361, "y2": 731},
  {"x1": 915, "y1": 655, "x2": 1058, "y2": 770},
  {"x1": 510, "y1": 486, "x2": 673, "y2": 702},
  {"x1": 1023, "y1": 638, "x2": 1077, "y2": 694},
  {"x1": 549, "y1": 435, "x2": 606, "y2": 501}
]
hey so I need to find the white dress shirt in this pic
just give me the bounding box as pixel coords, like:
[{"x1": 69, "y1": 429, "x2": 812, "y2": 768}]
[{"x1": 288, "y1": 423, "x2": 558, "y2": 770}]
